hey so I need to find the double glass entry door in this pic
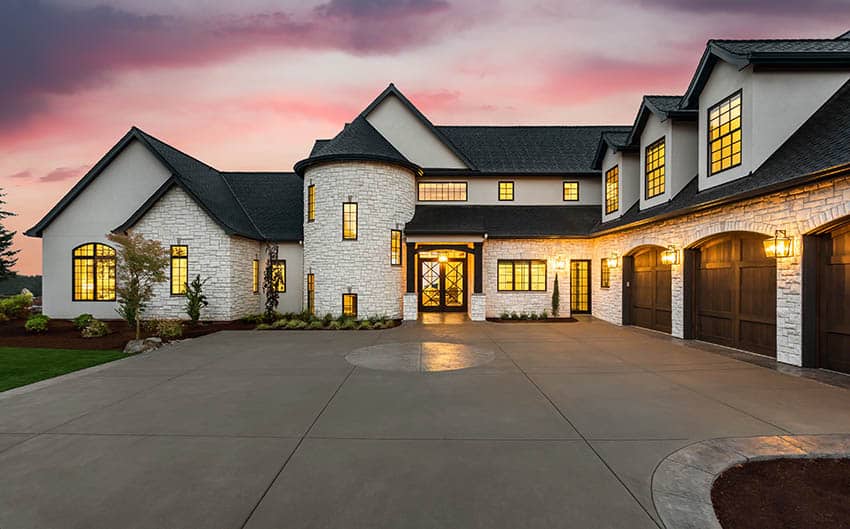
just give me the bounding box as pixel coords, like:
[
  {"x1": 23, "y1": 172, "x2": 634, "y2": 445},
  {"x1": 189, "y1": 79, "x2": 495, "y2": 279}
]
[{"x1": 419, "y1": 259, "x2": 466, "y2": 311}]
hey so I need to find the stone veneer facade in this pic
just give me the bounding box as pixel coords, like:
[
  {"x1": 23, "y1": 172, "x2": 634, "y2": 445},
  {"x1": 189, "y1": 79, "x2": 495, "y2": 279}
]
[{"x1": 302, "y1": 161, "x2": 416, "y2": 318}]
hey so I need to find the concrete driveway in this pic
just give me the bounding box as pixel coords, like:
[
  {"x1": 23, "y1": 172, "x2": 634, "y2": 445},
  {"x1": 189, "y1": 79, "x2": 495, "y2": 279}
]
[{"x1": 1, "y1": 320, "x2": 849, "y2": 529}]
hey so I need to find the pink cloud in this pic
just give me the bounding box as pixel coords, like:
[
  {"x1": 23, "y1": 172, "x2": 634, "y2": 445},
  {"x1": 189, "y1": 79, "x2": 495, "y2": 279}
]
[
  {"x1": 39, "y1": 166, "x2": 87, "y2": 183},
  {"x1": 7, "y1": 170, "x2": 32, "y2": 179}
]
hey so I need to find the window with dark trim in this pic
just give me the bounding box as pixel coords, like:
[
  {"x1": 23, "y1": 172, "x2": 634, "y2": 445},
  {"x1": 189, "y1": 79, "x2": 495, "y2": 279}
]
[
  {"x1": 72, "y1": 243, "x2": 116, "y2": 301},
  {"x1": 342, "y1": 202, "x2": 357, "y2": 240},
  {"x1": 563, "y1": 181, "x2": 579, "y2": 201},
  {"x1": 252, "y1": 259, "x2": 259, "y2": 293},
  {"x1": 271, "y1": 260, "x2": 286, "y2": 293},
  {"x1": 417, "y1": 182, "x2": 467, "y2": 201},
  {"x1": 498, "y1": 181, "x2": 514, "y2": 201},
  {"x1": 497, "y1": 260, "x2": 547, "y2": 291},
  {"x1": 390, "y1": 230, "x2": 402, "y2": 265},
  {"x1": 307, "y1": 185, "x2": 316, "y2": 222},
  {"x1": 605, "y1": 166, "x2": 619, "y2": 214},
  {"x1": 708, "y1": 91, "x2": 742, "y2": 176},
  {"x1": 600, "y1": 258, "x2": 610, "y2": 289},
  {"x1": 645, "y1": 137, "x2": 665, "y2": 199},
  {"x1": 307, "y1": 273, "x2": 315, "y2": 315},
  {"x1": 170, "y1": 245, "x2": 188, "y2": 295},
  {"x1": 342, "y1": 293, "x2": 357, "y2": 317}
]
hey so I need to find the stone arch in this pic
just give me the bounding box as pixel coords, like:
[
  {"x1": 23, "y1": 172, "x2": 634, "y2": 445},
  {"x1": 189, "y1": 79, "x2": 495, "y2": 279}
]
[
  {"x1": 685, "y1": 222, "x2": 774, "y2": 249},
  {"x1": 625, "y1": 243, "x2": 667, "y2": 257},
  {"x1": 799, "y1": 202, "x2": 850, "y2": 235}
]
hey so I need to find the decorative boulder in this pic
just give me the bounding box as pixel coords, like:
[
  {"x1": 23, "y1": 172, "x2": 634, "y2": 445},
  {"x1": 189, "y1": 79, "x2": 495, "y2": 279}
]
[{"x1": 123, "y1": 337, "x2": 163, "y2": 354}]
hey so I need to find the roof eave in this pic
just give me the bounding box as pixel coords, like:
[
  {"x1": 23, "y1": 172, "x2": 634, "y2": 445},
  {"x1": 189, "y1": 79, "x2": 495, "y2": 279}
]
[{"x1": 294, "y1": 153, "x2": 422, "y2": 177}]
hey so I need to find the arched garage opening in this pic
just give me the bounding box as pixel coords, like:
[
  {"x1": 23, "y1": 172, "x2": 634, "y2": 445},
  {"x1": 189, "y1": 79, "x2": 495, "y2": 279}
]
[
  {"x1": 802, "y1": 218, "x2": 850, "y2": 374},
  {"x1": 686, "y1": 232, "x2": 776, "y2": 357},
  {"x1": 622, "y1": 245, "x2": 671, "y2": 333}
]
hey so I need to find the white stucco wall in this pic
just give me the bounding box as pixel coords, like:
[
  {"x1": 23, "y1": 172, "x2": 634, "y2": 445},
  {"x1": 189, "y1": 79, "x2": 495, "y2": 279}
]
[
  {"x1": 416, "y1": 176, "x2": 601, "y2": 205},
  {"x1": 670, "y1": 121, "x2": 698, "y2": 197},
  {"x1": 365, "y1": 94, "x2": 467, "y2": 169},
  {"x1": 601, "y1": 148, "x2": 640, "y2": 222},
  {"x1": 698, "y1": 62, "x2": 849, "y2": 189},
  {"x1": 41, "y1": 139, "x2": 171, "y2": 319},
  {"x1": 638, "y1": 114, "x2": 671, "y2": 210}
]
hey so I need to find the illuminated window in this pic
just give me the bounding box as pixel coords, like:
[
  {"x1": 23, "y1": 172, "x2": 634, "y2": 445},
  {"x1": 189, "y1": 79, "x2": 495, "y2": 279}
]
[
  {"x1": 497, "y1": 260, "x2": 547, "y2": 291},
  {"x1": 708, "y1": 91, "x2": 742, "y2": 175},
  {"x1": 600, "y1": 258, "x2": 610, "y2": 288},
  {"x1": 170, "y1": 245, "x2": 188, "y2": 295},
  {"x1": 605, "y1": 166, "x2": 619, "y2": 214},
  {"x1": 342, "y1": 202, "x2": 357, "y2": 240},
  {"x1": 271, "y1": 260, "x2": 286, "y2": 293},
  {"x1": 307, "y1": 185, "x2": 316, "y2": 222},
  {"x1": 499, "y1": 181, "x2": 514, "y2": 201},
  {"x1": 645, "y1": 138, "x2": 665, "y2": 199},
  {"x1": 417, "y1": 182, "x2": 467, "y2": 201},
  {"x1": 342, "y1": 293, "x2": 357, "y2": 317},
  {"x1": 72, "y1": 243, "x2": 116, "y2": 301},
  {"x1": 570, "y1": 260, "x2": 590, "y2": 313},
  {"x1": 563, "y1": 181, "x2": 579, "y2": 201},
  {"x1": 307, "y1": 273, "x2": 315, "y2": 315},
  {"x1": 252, "y1": 259, "x2": 259, "y2": 293},
  {"x1": 390, "y1": 230, "x2": 402, "y2": 265}
]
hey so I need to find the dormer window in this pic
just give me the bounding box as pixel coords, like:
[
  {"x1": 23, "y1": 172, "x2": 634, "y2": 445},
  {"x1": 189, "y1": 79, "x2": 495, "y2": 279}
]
[
  {"x1": 708, "y1": 91, "x2": 742, "y2": 176},
  {"x1": 605, "y1": 166, "x2": 619, "y2": 214},
  {"x1": 645, "y1": 138, "x2": 665, "y2": 199}
]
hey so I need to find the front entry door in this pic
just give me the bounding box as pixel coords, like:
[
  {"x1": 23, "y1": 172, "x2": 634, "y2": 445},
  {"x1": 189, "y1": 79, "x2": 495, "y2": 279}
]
[{"x1": 419, "y1": 259, "x2": 467, "y2": 312}]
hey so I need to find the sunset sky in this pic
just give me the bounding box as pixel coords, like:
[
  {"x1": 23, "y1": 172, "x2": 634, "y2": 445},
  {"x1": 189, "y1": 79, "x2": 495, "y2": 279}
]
[{"x1": 2, "y1": 0, "x2": 849, "y2": 275}]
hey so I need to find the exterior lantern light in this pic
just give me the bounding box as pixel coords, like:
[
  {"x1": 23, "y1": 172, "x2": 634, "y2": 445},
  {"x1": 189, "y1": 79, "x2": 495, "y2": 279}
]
[
  {"x1": 660, "y1": 245, "x2": 680, "y2": 266},
  {"x1": 606, "y1": 252, "x2": 619, "y2": 269},
  {"x1": 763, "y1": 230, "x2": 793, "y2": 258},
  {"x1": 554, "y1": 255, "x2": 567, "y2": 271},
  {"x1": 438, "y1": 254, "x2": 448, "y2": 263}
]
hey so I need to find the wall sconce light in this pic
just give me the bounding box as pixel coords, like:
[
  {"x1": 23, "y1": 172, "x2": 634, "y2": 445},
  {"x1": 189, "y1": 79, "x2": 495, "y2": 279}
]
[
  {"x1": 763, "y1": 230, "x2": 793, "y2": 258},
  {"x1": 606, "y1": 252, "x2": 619, "y2": 269},
  {"x1": 438, "y1": 254, "x2": 448, "y2": 263},
  {"x1": 661, "y1": 245, "x2": 680, "y2": 265},
  {"x1": 554, "y1": 255, "x2": 566, "y2": 271}
]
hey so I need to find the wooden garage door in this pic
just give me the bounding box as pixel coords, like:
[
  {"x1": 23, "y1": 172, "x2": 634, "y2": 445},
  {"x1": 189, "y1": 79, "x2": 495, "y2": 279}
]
[
  {"x1": 695, "y1": 233, "x2": 776, "y2": 356},
  {"x1": 630, "y1": 247, "x2": 672, "y2": 333},
  {"x1": 818, "y1": 224, "x2": 850, "y2": 374}
]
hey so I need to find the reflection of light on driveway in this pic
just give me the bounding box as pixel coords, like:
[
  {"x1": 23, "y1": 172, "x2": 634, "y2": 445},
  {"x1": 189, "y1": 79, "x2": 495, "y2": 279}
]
[{"x1": 345, "y1": 342, "x2": 496, "y2": 372}]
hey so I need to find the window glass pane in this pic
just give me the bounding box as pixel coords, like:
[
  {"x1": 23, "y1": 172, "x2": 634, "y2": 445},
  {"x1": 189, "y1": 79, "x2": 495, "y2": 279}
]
[
  {"x1": 272, "y1": 260, "x2": 286, "y2": 292},
  {"x1": 342, "y1": 293, "x2": 357, "y2": 317},
  {"x1": 645, "y1": 138, "x2": 665, "y2": 198},
  {"x1": 513, "y1": 261, "x2": 530, "y2": 291},
  {"x1": 390, "y1": 230, "x2": 402, "y2": 265},
  {"x1": 252, "y1": 260, "x2": 259, "y2": 293},
  {"x1": 530, "y1": 261, "x2": 547, "y2": 291},
  {"x1": 417, "y1": 182, "x2": 467, "y2": 201},
  {"x1": 605, "y1": 166, "x2": 619, "y2": 214},
  {"x1": 307, "y1": 273, "x2": 315, "y2": 315},
  {"x1": 73, "y1": 243, "x2": 116, "y2": 301},
  {"x1": 600, "y1": 259, "x2": 610, "y2": 288},
  {"x1": 708, "y1": 92, "x2": 743, "y2": 175},
  {"x1": 563, "y1": 182, "x2": 579, "y2": 201},
  {"x1": 343, "y1": 203, "x2": 357, "y2": 240},
  {"x1": 171, "y1": 245, "x2": 188, "y2": 295},
  {"x1": 307, "y1": 185, "x2": 315, "y2": 221},
  {"x1": 497, "y1": 262, "x2": 513, "y2": 291},
  {"x1": 74, "y1": 257, "x2": 94, "y2": 300},
  {"x1": 499, "y1": 182, "x2": 514, "y2": 201}
]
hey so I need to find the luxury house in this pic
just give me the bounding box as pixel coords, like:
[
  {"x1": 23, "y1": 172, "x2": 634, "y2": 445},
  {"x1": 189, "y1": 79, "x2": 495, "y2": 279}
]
[{"x1": 26, "y1": 34, "x2": 850, "y2": 375}]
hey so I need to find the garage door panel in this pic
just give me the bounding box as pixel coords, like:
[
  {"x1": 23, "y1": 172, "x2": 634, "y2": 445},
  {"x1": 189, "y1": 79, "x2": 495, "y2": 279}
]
[
  {"x1": 698, "y1": 315, "x2": 733, "y2": 345},
  {"x1": 655, "y1": 270, "x2": 672, "y2": 310},
  {"x1": 818, "y1": 225, "x2": 850, "y2": 374},
  {"x1": 739, "y1": 320, "x2": 776, "y2": 354},
  {"x1": 739, "y1": 267, "x2": 776, "y2": 319},
  {"x1": 629, "y1": 248, "x2": 672, "y2": 333},
  {"x1": 698, "y1": 268, "x2": 733, "y2": 313},
  {"x1": 822, "y1": 333, "x2": 850, "y2": 373}
]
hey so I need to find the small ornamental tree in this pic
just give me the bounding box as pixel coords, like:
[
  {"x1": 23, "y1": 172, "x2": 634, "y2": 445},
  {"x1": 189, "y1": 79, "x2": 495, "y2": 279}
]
[
  {"x1": 552, "y1": 273, "x2": 560, "y2": 318},
  {"x1": 263, "y1": 244, "x2": 283, "y2": 321},
  {"x1": 184, "y1": 275, "x2": 209, "y2": 324},
  {"x1": 0, "y1": 189, "x2": 20, "y2": 279},
  {"x1": 108, "y1": 233, "x2": 168, "y2": 339}
]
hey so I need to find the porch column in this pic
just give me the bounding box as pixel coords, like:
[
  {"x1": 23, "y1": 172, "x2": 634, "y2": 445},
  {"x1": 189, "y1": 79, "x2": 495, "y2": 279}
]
[
  {"x1": 470, "y1": 242, "x2": 486, "y2": 321},
  {"x1": 406, "y1": 242, "x2": 416, "y2": 293},
  {"x1": 473, "y1": 242, "x2": 483, "y2": 294}
]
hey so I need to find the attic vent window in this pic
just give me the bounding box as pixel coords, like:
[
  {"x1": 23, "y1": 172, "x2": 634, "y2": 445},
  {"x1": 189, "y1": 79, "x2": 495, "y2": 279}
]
[{"x1": 708, "y1": 91, "x2": 742, "y2": 176}]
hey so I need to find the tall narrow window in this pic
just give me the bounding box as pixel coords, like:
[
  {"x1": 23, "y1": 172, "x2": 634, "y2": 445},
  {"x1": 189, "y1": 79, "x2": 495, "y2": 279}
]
[
  {"x1": 563, "y1": 181, "x2": 579, "y2": 201},
  {"x1": 600, "y1": 258, "x2": 610, "y2": 288},
  {"x1": 342, "y1": 202, "x2": 357, "y2": 240},
  {"x1": 497, "y1": 260, "x2": 547, "y2": 291},
  {"x1": 570, "y1": 260, "x2": 591, "y2": 313},
  {"x1": 708, "y1": 91, "x2": 742, "y2": 175},
  {"x1": 417, "y1": 182, "x2": 467, "y2": 201},
  {"x1": 72, "y1": 243, "x2": 116, "y2": 301},
  {"x1": 170, "y1": 245, "x2": 188, "y2": 295},
  {"x1": 252, "y1": 259, "x2": 259, "y2": 293},
  {"x1": 498, "y1": 181, "x2": 514, "y2": 201},
  {"x1": 342, "y1": 293, "x2": 357, "y2": 317},
  {"x1": 307, "y1": 184, "x2": 315, "y2": 222},
  {"x1": 307, "y1": 273, "x2": 315, "y2": 315},
  {"x1": 390, "y1": 230, "x2": 402, "y2": 265},
  {"x1": 271, "y1": 260, "x2": 286, "y2": 292},
  {"x1": 645, "y1": 138, "x2": 665, "y2": 199},
  {"x1": 605, "y1": 166, "x2": 619, "y2": 214}
]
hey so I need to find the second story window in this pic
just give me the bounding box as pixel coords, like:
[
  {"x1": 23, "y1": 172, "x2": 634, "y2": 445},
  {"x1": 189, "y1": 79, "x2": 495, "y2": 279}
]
[
  {"x1": 417, "y1": 182, "x2": 467, "y2": 201},
  {"x1": 645, "y1": 138, "x2": 665, "y2": 199},
  {"x1": 708, "y1": 91, "x2": 742, "y2": 176},
  {"x1": 605, "y1": 166, "x2": 619, "y2": 214},
  {"x1": 342, "y1": 202, "x2": 357, "y2": 240},
  {"x1": 498, "y1": 181, "x2": 514, "y2": 201},
  {"x1": 307, "y1": 184, "x2": 315, "y2": 222},
  {"x1": 170, "y1": 245, "x2": 188, "y2": 295},
  {"x1": 390, "y1": 230, "x2": 402, "y2": 265},
  {"x1": 563, "y1": 181, "x2": 579, "y2": 201}
]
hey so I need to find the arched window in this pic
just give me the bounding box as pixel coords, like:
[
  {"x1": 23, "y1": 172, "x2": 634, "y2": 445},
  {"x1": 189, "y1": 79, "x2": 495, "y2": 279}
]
[{"x1": 73, "y1": 243, "x2": 116, "y2": 301}]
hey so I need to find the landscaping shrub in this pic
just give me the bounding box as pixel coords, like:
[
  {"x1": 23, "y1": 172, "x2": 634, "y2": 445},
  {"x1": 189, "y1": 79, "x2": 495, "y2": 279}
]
[
  {"x1": 552, "y1": 274, "x2": 560, "y2": 317},
  {"x1": 81, "y1": 319, "x2": 110, "y2": 338},
  {"x1": 307, "y1": 320, "x2": 325, "y2": 330},
  {"x1": 0, "y1": 291, "x2": 33, "y2": 319},
  {"x1": 499, "y1": 312, "x2": 509, "y2": 319},
  {"x1": 184, "y1": 275, "x2": 209, "y2": 324},
  {"x1": 530, "y1": 313, "x2": 539, "y2": 320},
  {"x1": 72, "y1": 313, "x2": 94, "y2": 330},
  {"x1": 340, "y1": 319, "x2": 358, "y2": 330},
  {"x1": 358, "y1": 321, "x2": 373, "y2": 330},
  {"x1": 519, "y1": 312, "x2": 529, "y2": 320},
  {"x1": 510, "y1": 311, "x2": 519, "y2": 320},
  {"x1": 271, "y1": 319, "x2": 290, "y2": 329},
  {"x1": 255, "y1": 323, "x2": 273, "y2": 330},
  {"x1": 541, "y1": 310, "x2": 549, "y2": 319},
  {"x1": 327, "y1": 321, "x2": 342, "y2": 330},
  {"x1": 286, "y1": 320, "x2": 307, "y2": 330},
  {"x1": 146, "y1": 319, "x2": 182, "y2": 339},
  {"x1": 322, "y1": 313, "x2": 334, "y2": 325},
  {"x1": 25, "y1": 314, "x2": 49, "y2": 333}
]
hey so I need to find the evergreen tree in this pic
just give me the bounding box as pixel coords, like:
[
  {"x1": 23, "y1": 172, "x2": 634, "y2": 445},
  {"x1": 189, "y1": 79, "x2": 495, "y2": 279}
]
[
  {"x1": 552, "y1": 273, "x2": 560, "y2": 317},
  {"x1": 0, "y1": 189, "x2": 19, "y2": 279}
]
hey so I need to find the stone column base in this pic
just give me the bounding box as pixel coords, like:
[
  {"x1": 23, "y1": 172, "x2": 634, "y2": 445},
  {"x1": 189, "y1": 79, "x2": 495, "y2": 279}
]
[
  {"x1": 403, "y1": 293, "x2": 418, "y2": 321},
  {"x1": 469, "y1": 294, "x2": 486, "y2": 321}
]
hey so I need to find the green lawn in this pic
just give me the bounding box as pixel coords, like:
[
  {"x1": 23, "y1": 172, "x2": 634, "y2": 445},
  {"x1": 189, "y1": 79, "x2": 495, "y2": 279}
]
[{"x1": 0, "y1": 347, "x2": 125, "y2": 393}]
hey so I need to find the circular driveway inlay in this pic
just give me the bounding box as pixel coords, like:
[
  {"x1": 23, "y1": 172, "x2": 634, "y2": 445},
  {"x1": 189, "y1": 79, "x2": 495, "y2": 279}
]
[{"x1": 345, "y1": 342, "x2": 495, "y2": 372}]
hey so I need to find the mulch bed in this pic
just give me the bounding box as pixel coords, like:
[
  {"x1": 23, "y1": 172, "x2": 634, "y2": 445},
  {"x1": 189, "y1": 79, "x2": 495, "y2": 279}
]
[
  {"x1": 0, "y1": 319, "x2": 255, "y2": 350},
  {"x1": 486, "y1": 317, "x2": 577, "y2": 323},
  {"x1": 712, "y1": 458, "x2": 850, "y2": 529}
]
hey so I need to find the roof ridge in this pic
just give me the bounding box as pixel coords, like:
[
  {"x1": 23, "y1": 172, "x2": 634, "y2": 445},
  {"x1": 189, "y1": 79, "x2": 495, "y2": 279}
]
[
  {"x1": 435, "y1": 124, "x2": 631, "y2": 129},
  {"x1": 710, "y1": 38, "x2": 846, "y2": 43},
  {"x1": 132, "y1": 127, "x2": 219, "y2": 172}
]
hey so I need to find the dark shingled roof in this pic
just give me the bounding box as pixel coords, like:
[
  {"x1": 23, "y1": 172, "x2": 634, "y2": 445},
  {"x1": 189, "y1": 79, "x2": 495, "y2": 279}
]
[
  {"x1": 222, "y1": 172, "x2": 303, "y2": 241},
  {"x1": 712, "y1": 39, "x2": 850, "y2": 56},
  {"x1": 405, "y1": 205, "x2": 600, "y2": 238},
  {"x1": 435, "y1": 126, "x2": 631, "y2": 174},
  {"x1": 591, "y1": 131, "x2": 635, "y2": 170},
  {"x1": 644, "y1": 95, "x2": 683, "y2": 114}
]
